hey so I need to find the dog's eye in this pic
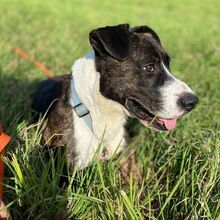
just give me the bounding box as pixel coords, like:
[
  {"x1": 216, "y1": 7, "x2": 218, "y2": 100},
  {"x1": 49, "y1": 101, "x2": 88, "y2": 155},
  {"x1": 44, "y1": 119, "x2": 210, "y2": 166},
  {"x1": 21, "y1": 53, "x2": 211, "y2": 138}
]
[{"x1": 142, "y1": 64, "x2": 155, "y2": 73}]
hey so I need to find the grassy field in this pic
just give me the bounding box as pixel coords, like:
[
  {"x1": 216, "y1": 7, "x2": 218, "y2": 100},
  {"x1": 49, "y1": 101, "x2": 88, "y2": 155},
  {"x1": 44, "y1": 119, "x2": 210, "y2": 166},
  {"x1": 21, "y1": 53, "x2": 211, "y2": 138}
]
[{"x1": 0, "y1": 0, "x2": 220, "y2": 219}]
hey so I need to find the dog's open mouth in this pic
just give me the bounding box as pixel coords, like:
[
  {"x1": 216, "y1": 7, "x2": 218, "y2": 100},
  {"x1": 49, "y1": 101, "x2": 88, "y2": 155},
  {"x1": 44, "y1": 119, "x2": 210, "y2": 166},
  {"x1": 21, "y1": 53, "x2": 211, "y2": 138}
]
[{"x1": 125, "y1": 98, "x2": 177, "y2": 131}]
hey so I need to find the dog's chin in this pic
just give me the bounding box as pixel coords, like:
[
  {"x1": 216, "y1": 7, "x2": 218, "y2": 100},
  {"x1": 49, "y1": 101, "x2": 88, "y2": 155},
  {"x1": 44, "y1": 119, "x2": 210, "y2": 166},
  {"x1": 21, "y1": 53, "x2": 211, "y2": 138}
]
[{"x1": 125, "y1": 97, "x2": 177, "y2": 131}]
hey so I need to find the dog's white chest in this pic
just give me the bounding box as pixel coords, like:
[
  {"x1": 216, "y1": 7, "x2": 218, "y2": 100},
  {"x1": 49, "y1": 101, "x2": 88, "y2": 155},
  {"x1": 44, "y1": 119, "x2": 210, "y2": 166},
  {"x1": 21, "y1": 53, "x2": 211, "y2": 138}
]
[
  {"x1": 72, "y1": 109, "x2": 127, "y2": 169},
  {"x1": 70, "y1": 52, "x2": 127, "y2": 169}
]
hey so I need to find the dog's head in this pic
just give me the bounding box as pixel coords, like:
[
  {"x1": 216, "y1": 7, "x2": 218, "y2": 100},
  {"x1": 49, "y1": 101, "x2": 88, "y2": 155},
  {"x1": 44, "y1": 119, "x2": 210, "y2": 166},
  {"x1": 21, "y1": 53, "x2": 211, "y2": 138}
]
[{"x1": 89, "y1": 24, "x2": 199, "y2": 131}]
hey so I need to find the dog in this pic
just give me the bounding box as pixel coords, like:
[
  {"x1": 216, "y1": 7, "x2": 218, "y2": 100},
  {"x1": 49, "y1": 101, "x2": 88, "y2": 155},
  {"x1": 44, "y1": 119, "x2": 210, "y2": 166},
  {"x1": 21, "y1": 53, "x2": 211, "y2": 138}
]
[{"x1": 32, "y1": 24, "x2": 199, "y2": 170}]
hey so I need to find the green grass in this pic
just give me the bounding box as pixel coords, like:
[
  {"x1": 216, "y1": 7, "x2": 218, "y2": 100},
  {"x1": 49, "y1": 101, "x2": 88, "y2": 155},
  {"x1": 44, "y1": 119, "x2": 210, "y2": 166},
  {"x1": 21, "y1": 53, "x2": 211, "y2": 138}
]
[{"x1": 1, "y1": 0, "x2": 220, "y2": 219}]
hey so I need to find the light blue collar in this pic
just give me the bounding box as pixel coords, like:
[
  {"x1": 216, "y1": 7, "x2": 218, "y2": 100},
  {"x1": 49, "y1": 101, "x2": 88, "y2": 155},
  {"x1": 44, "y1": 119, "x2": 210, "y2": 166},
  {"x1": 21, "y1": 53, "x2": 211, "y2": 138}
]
[{"x1": 71, "y1": 78, "x2": 93, "y2": 130}]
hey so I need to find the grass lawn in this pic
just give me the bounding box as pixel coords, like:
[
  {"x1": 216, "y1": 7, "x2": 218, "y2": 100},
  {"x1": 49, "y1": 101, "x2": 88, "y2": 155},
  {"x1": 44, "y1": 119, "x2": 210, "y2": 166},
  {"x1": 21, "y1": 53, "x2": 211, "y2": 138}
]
[{"x1": 0, "y1": 0, "x2": 220, "y2": 219}]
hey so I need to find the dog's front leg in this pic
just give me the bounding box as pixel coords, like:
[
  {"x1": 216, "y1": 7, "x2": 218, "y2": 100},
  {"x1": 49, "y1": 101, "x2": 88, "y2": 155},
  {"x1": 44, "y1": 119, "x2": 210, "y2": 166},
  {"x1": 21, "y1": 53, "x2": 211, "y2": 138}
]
[{"x1": 118, "y1": 150, "x2": 142, "y2": 185}]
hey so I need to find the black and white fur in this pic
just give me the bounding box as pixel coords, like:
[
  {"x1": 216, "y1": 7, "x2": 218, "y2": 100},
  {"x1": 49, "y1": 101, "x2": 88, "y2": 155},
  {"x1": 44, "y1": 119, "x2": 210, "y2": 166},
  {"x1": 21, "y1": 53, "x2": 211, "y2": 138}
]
[{"x1": 32, "y1": 24, "x2": 198, "y2": 170}]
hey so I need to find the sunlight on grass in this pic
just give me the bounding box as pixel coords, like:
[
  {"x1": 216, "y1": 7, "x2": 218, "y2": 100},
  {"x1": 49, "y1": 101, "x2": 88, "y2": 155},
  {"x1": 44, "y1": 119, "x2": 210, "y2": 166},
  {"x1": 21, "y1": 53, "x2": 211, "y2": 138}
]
[{"x1": 0, "y1": 0, "x2": 220, "y2": 219}]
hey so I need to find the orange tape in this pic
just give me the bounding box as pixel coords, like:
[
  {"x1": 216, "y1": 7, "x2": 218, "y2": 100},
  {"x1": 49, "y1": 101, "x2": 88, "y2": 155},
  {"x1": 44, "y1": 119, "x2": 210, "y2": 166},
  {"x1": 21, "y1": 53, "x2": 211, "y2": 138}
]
[
  {"x1": 12, "y1": 47, "x2": 54, "y2": 78},
  {"x1": 12, "y1": 47, "x2": 31, "y2": 61},
  {"x1": 34, "y1": 60, "x2": 54, "y2": 78}
]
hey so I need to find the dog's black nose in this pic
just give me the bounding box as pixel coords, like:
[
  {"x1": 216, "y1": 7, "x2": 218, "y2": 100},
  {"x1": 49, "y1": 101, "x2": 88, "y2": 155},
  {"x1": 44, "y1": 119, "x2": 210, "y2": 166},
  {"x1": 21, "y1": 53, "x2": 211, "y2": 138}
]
[{"x1": 179, "y1": 93, "x2": 199, "y2": 112}]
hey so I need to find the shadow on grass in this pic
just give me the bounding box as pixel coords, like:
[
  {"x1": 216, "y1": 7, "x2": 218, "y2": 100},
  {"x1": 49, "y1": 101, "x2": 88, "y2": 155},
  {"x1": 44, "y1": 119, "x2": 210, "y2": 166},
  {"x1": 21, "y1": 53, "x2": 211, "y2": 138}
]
[{"x1": 0, "y1": 64, "x2": 40, "y2": 132}]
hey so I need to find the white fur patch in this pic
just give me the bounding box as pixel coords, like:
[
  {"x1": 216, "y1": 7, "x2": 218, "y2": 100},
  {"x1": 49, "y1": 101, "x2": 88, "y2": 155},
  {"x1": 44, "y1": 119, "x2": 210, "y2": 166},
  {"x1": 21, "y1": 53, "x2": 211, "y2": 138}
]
[
  {"x1": 158, "y1": 62, "x2": 195, "y2": 118},
  {"x1": 70, "y1": 52, "x2": 127, "y2": 169}
]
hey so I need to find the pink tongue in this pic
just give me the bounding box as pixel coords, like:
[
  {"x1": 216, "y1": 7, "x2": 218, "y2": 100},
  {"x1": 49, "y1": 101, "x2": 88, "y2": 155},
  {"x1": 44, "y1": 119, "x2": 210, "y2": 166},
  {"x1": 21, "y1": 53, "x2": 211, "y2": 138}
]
[{"x1": 159, "y1": 118, "x2": 177, "y2": 130}]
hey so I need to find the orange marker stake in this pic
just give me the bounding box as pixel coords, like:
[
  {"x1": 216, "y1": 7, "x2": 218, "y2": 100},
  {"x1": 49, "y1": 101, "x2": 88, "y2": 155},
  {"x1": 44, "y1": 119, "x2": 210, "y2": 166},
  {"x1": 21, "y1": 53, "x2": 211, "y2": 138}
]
[
  {"x1": 0, "y1": 123, "x2": 11, "y2": 219},
  {"x1": 0, "y1": 123, "x2": 11, "y2": 199}
]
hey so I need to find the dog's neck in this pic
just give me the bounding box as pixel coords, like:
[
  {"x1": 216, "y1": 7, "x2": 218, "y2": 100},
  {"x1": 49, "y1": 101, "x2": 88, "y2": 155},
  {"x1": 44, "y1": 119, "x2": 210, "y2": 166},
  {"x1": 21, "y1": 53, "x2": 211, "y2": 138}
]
[{"x1": 71, "y1": 51, "x2": 127, "y2": 139}]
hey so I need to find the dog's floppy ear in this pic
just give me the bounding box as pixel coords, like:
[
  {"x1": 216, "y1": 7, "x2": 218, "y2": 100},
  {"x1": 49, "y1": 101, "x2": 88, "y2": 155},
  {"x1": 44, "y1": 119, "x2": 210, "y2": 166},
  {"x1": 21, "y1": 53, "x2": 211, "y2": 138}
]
[
  {"x1": 89, "y1": 24, "x2": 130, "y2": 60},
  {"x1": 132, "y1": 25, "x2": 161, "y2": 44}
]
